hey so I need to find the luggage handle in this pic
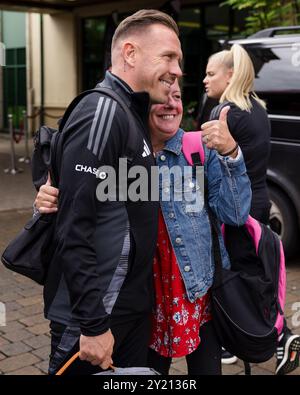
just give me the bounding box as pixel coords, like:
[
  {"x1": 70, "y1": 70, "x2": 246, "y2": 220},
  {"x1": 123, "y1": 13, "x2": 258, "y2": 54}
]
[{"x1": 55, "y1": 351, "x2": 115, "y2": 375}]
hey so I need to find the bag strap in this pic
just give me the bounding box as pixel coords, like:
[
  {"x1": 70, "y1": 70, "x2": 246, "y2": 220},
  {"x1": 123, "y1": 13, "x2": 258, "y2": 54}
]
[
  {"x1": 182, "y1": 131, "x2": 205, "y2": 166},
  {"x1": 52, "y1": 87, "x2": 138, "y2": 186},
  {"x1": 209, "y1": 101, "x2": 230, "y2": 121},
  {"x1": 185, "y1": 133, "x2": 223, "y2": 287},
  {"x1": 206, "y1": 200, "x2": 224, "y2": 289},
  {"x1": 58, "y1": 87, "x2": 136, "y2": 136}
]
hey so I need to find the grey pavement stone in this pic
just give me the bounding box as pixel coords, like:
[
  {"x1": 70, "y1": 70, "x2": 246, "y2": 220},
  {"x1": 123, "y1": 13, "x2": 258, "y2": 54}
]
[
  {"x1": 4, "y1": 301, "x2": 22, "y2": 312},
  {"x1": 0, "y1": 151, "x2": 35, "y2": 212},
  {"x1": 16, "y1": 295, "x2": 43, "y2": 307},
  {"x1": 0, "y1": 277, "x2": 15, "y2": 285},
  {"x1": 290, "y1": 290, "x2": 300, "y2": 300},
  {"x1": 34, "y1": 360, "x2": 49, "y2": 374},
  {"x1": 16, "y1": 280, "x2": 39, "y2": 291},
  {"x1": 2, "y1": 328, "x2": 33, "y2": 342},
  {"x1": 242, "y1": 366, "x2": 273, "y2": 375},
  {"x1": 0, "y1": 352, "x2": 40, "y2": 373},
  {"x1": 169, "y1": 367, "x2": 184, "y2": 375},
  {"x1": 0, "y1": 285, "x2": 23, "y2": 294},
  {"x1": 288, "y1": 271, "x2": 300, "y2": 279},
  {"x1": 0, "y1": 292, "x2": 22, "y2": 303},
  {"x1": 6, "y1": 310, "x2": 26, "y2": 323},
  {"x1": 0, "y1": 353, "x2": 5, "y2": 361},
  {"x1": 0, "y1": 336, "x2": 9, "y2": 347},
  {"x1": 0, "y1": 320, "x2": 26, "y2": 333},
  {"x1": 255, "y1": 358, "x2": 276, "y2": 373},
  {"x1": 171, "y1": 358, "x2": 186, "y2": 369},
  {"x1": 19, "y1": 313, "x2": 46, "y2": 327},
  {"x1": 23, "y1": 335, "x2": 50, "y2": 349},
  {"x1": 17, "y1": 288, "x2": 42, "y2": 298},
  {"x1": 285, "y1": 292, "x2": 300, "y2": 304},
  {"x1": 14, "y1": 276, "x2": 36, "y2": 287},
  {"x1": 27, "y1": 323, "x2": 50, "y2": 336},
  {"x1": 222, "y1": 363, "x2": 244, "y2": 375},
  {"x1": 0, "y1": 341, "x2": 32, "y2": 357},
  {"x1": 19, "y1": 303, "x2": 44, "y2": 316},
  {"x1": 32, "y1": 345, "x2": 51, "y2": 360},
  {"x1": 170, "y1": 358, "x2": 187, "y2": 375},
  {"x1": 288, "y1": 280, "x2": 299, "y2": 292},
  {"x1": 7, "y1": 366, "x2": 43, "y2": 375},
  {"x1": 285, "y1": 306, "x2": 298, "y2": 319}
]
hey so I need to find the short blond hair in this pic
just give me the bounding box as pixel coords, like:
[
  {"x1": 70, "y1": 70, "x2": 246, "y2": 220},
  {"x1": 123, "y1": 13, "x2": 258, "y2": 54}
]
[
  {"x1": 112, "y1": 9, "x2": 179, "y2": 49},
  {"x1": 209, "y1": 44, "x2": 266, "y2": 111}
]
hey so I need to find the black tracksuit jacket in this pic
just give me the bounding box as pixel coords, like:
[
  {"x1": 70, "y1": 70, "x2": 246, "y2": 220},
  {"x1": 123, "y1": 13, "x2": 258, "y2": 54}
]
[{"x1": 44, "y1": 72, "x2": 159, "y2": 336}]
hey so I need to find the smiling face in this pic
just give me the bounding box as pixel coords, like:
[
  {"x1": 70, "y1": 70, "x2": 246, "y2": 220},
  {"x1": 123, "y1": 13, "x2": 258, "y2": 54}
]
[
  {"x1": 130, "y1": 24, "x2": 183, "y2": 103},
  {"x1": 149, "y1": 79, "x2": 183, "y2": 149},
  {"x1": 203, "y1": 59, "x2": 233, "y2": 100}
]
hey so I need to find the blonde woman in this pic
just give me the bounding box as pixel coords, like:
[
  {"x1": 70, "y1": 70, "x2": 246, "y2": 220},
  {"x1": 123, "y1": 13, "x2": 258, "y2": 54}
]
[{"x1": 204, "y1": 43, "x2": 300, "y2": 375}]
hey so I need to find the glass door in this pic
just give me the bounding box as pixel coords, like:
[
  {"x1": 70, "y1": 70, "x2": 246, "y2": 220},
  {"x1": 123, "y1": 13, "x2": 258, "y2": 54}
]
[
  {"x1": 82, "y1": 17, "x2": 107, "y2": 90},
  {"x1": 3, "y1": 47, "x2": 26, "y2": 130}
]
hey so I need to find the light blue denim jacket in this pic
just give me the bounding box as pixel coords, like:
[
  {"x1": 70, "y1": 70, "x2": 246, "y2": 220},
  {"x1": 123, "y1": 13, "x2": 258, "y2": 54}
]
[{"x1": 157, "y1": 128, "x2": 251, "y2": 302}]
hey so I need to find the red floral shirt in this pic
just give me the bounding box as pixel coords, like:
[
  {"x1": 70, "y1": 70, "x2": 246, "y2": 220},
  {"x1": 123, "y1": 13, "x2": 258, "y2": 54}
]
[{"x1": 149, "y1": 211, "x2": 212, "y2": 358}]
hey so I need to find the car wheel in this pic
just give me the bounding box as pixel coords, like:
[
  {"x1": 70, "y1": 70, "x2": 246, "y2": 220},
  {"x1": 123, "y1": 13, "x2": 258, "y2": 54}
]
[{"x1": 269, "y1": 187, "x2": 299, "y2": 258}]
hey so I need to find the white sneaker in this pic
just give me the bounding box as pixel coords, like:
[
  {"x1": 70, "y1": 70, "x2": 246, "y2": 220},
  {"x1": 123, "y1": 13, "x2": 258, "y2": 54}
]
[{"x1": 221, "y1": 348, "x2": 238, "y2": 364}]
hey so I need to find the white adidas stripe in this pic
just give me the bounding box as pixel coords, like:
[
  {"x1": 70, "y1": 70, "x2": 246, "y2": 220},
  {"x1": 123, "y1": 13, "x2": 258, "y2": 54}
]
[{"x1": 142, "y1": 139, "x2": 151, "y2": 157}]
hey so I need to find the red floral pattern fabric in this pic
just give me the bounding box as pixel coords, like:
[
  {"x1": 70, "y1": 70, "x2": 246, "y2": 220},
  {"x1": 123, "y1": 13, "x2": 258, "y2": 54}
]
[{"x1": 149, "y1": 211, "x2": 212, "y2": 358}]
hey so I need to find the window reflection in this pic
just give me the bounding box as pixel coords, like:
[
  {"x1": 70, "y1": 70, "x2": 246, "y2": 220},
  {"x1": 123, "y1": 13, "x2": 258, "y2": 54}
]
[
  {"x1": 249, "y1": 45, "x2": 300, "y2": 115},
  {"x1": 82, "y1": 17, "x2": 107, "y2": 90}
]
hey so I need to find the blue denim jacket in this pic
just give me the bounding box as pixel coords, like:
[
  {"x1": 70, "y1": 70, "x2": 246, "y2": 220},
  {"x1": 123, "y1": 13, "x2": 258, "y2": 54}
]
[{"x1": 157, "y1": 129, "x2": 251, "y2": 302}]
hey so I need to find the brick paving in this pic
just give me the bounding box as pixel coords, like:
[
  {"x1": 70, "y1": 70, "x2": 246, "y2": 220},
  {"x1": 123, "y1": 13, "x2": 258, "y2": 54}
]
[{"x1": 0, "y1": 136, "x2": 299, "y2": 375}]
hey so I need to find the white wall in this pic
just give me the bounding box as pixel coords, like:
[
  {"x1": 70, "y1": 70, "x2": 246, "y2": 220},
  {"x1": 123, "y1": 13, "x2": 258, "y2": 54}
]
[
  {"x1": 29, "y1": 12, "x2": 77, "y2": 127},
  {"x1": 44, "y1": 13, "x2": 77, "y2": 108}
]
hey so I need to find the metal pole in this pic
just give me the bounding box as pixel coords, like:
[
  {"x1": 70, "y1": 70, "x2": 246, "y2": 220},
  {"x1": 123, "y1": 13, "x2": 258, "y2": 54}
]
[
  {"x1": 4, "y1": 114, "x2": 23, "y2": 175},
  {"x1": 19, "y1": 110, "x2": 31, "y2": 164}
]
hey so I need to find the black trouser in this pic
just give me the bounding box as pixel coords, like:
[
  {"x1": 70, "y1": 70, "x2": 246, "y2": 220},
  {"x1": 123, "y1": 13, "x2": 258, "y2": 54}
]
[
  {"x1": 49, "y1": 315, "x2": 151, "y2": 375},
  {"x1": 147, "y1": 321, "x2": 221, "y2": 375}
]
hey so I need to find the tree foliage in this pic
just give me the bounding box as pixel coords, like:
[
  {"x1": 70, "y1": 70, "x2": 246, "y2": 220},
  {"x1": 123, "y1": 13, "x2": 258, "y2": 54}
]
[{"x1": 221, "y1": 0, "x2": 300, "y2": 34}]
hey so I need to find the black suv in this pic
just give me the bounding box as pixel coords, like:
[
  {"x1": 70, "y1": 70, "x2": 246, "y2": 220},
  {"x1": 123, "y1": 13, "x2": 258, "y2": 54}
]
[
  {"x1": 198, "y1": 27, "x2": 300, "y2": 257},
  {"x1": 229, "y1": 26, "x2": 300, "y2": 257}
]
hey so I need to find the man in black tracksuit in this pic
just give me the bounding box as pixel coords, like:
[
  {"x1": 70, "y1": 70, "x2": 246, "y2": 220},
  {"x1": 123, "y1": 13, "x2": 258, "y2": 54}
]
[{"x1": 44, "y1": 10, "x2": 183, "y2": 374}]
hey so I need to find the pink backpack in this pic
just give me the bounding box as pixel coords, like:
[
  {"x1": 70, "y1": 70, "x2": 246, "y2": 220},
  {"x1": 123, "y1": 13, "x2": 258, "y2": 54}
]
[{"x1": 182, "y1": 131, "x2": 286, "y2": 364}]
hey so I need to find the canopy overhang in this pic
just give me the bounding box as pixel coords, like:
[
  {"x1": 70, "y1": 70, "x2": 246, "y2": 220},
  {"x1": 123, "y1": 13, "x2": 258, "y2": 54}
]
[{"x1": 0, "y1": 0, "x2": 121, "y2": 13}]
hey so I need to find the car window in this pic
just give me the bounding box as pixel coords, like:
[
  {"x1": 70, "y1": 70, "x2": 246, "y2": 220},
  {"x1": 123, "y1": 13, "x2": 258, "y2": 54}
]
[{"x1": 246, "y1": 44, "x2": 300, "y2": 116}]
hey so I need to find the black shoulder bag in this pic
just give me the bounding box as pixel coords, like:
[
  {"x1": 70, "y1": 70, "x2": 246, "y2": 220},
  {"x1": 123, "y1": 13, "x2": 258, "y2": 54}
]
[{"x1": 1, "y1": 87, "x2": 138, "y2": 285}]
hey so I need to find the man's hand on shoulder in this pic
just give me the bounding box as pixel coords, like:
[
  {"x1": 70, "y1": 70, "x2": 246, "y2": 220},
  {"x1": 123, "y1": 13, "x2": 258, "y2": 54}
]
[{"x1": 79, "y1": 329, "x2": 115, "y2": 370}]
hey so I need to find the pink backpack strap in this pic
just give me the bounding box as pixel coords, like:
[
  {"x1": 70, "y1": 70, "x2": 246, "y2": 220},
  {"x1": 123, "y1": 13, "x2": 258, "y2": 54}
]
[{"x1": 182, "y1": 131, "x2": 205, "y2": 166}]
